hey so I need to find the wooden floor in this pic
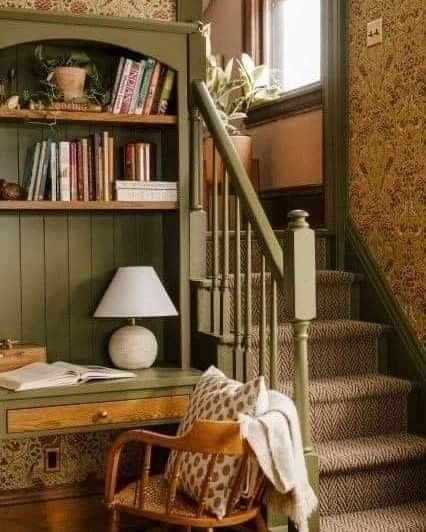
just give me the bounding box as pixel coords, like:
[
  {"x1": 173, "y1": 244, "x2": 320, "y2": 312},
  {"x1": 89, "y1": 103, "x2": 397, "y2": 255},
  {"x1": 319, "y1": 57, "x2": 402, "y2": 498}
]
[
  {"x1": 0, "y1": 495, "x2": 146, "y2": 532},
  {"x1": 0, "y1": 494, "x2": 247, "y2": 531}
]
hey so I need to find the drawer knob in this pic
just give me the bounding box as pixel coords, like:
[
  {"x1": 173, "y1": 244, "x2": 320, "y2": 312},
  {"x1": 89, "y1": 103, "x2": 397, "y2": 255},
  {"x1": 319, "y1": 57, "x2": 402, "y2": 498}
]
[{"x1": 99, "y1": 411, "x2": 108, "y2": 419}]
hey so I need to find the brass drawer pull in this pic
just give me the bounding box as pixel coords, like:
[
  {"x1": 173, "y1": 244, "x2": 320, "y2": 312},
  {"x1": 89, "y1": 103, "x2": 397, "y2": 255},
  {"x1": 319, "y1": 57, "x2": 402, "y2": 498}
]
[{"x1": 93, "y1": 410, "x2": 109, "y2": 422}]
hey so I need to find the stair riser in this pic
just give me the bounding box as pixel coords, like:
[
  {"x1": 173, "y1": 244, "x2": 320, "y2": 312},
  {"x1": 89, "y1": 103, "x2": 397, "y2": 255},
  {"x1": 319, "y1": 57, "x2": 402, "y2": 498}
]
[
  {"x1": 248, "y1": 330, "x2": 380, "y2": 380},
  {"x1": 206, "y1": 235, "x2": 328, "y2": 273},
  {"x1": 311, "y1": 393, "x2": 408, "y2": 442},
  {"x1": 320, "y1": 460, "x2": 426, "y2": 515}
]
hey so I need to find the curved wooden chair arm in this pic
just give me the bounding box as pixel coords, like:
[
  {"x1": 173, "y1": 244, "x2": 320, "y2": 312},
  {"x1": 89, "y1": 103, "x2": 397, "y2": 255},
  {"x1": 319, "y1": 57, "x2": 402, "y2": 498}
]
[{"x1": 104, "y1": 420, "x2": 246, "y2": 504}]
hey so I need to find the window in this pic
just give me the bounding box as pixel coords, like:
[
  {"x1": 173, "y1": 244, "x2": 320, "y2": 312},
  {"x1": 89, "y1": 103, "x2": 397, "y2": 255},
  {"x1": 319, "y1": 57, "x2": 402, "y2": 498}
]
[{"x1": 263, "y1": 0, "x2": 321, "y2": 92}]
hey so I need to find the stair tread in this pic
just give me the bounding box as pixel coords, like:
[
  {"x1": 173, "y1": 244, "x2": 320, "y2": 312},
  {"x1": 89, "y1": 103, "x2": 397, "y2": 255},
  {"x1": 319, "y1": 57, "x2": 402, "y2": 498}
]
[
  {"x1": 316, "y1": 433, "x2": 426, "y2": 475},
  {"x1": 226, "y1": 270, "x2": 362, "y2": 283},
  {"x1": 280, "y1": 374, "x2": 412, "y2": 402},
  {"x1": 320, "y1": 499, "x2": 426, "y2": 531},
  {"x1": 251, "y1": 319, "x2": 386, "y2": 338}
]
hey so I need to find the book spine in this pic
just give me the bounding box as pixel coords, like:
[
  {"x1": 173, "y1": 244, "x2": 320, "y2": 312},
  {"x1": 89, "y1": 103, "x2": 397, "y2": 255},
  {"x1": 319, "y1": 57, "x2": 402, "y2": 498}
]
[
  {"x1": 135, "y1": 58, "x2": 155, "y2": 114},
  {"x1": 58, "y1": 141, "x2": 71, "y2": 201},
  {"x1": 116, "y1": 189, "x2": 178, "y2": 201},
  {"x1": 129, "y1": 60, "x2": 145, "y2": 114},
  {"x1": 135, "y1": 143, "x2": 144, "y2": 181},
  {"x1": 102, "y1": 131, "x2": 110, "y2": 201},
  {"x1": 70, "y1": 142, "x2": 78, "y2": 201},
  {"x1": 93, "y1": 133, "x2": 103, "y2": 200},
  {"x1": 124, "y1": 143, "x2": 136, "y2": 180},
  {"x1": 97, "y1": 146, "x2": 103, "y2": 201},
  {"x1": 27, "y1": 142, "x2": 41, "y2": 200},
  {"x1": 38, "y1": 139, "x2": 52, "y2": 201},
  {"x1": 87, "y1": 137, "x2": 94, "y2": 201},
  {"x1": 50, "y1": 142, "x2": 57, "y2": 201},
  {"x1": 34, "y1": 140, "x2": 47, "y2": 201},
  {"x1": 120, "y1": 60, "x2": 140, "y2": 114},
  {"x1": 157, "y1": 69, "x2": 176, "y2": 115},
  {"x1": 151, "y1": 65, "x2": 167, "y2": 115},
  {"x1": 113, "y1": 58, "x2": 132, "y2": 114},
  {"x1": 77, "y1": 140, "x2": 84, "y2": 201},
  {"x1": 143, "y1": 62, "x2": 162, "y2": 115},
  {"x1": 115, "y1": 180, "x2": 177, "y2": 189},
  {"x1": 144, "y1": 143, "x2": 154, "y2": 181},
  {"x1": 82, "y1": 138, "x2": 89, "y2": 202},
  {"x1": 108, "y1": 136, "x2": 114, "y2": 199},
  {"x1": 108, "y1": 56, "x2": 125, "y2": 112}
]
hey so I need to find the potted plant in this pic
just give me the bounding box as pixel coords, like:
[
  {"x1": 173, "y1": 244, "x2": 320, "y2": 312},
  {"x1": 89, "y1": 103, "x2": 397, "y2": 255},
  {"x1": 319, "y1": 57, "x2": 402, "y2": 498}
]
[
  {"x1": 34, "y1": 45, "x2": 107, "y2": 104},
  {"x1": 204, "y1": 27, "x2": 280, "y2": 184}
]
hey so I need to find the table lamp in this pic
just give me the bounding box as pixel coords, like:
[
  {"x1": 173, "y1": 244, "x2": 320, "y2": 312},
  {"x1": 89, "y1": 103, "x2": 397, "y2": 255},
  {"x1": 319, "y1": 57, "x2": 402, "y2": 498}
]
[{"x1": 94, "y1": 266, "x2": 178, "y2": 369}]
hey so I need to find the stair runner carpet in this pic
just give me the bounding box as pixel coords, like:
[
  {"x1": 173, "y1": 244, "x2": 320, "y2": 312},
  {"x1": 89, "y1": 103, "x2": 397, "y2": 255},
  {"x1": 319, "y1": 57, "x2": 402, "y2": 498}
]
[{"x1": 206, "y1": 237, "x2": 426, "y2": 530}]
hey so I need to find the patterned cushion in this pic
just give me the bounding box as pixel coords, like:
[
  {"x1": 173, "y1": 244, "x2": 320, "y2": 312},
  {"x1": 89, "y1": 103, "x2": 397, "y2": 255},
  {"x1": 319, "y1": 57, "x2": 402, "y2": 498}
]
[{"x1": 165, "y1": 366, "x2": 268, "y2": 518}]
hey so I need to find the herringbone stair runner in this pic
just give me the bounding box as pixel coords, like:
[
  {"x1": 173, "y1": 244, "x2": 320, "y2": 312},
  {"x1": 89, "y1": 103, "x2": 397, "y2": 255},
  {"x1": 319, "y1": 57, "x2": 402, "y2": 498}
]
[{"x1": 203, "y1": 234, "x2": 426, "y2": 530}]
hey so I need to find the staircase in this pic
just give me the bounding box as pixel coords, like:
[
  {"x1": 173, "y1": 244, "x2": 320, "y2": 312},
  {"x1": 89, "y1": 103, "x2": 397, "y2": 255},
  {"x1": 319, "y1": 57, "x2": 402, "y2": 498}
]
[{"x1": 190, "y1": 80, "x2": 426, "y2": 530}]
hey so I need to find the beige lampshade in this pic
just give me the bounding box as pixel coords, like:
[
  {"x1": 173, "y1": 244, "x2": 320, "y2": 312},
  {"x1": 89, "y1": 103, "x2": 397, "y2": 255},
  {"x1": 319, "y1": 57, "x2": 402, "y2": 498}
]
[{"x1": 94, "y1": 266, "x2": 178, "y2": 318}]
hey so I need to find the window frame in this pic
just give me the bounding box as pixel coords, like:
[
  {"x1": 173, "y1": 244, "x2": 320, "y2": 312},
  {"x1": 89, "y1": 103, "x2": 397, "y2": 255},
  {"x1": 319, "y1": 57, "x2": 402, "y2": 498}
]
[{"x1": 243, "y1": 0, "x2": 322, "y2": 127}]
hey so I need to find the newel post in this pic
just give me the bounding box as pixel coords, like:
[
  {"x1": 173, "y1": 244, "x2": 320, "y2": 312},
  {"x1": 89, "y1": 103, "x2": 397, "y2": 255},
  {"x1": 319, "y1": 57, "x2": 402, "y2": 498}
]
[{"x1": 283, "y1": 210, "x2": 316, "y2": 453}]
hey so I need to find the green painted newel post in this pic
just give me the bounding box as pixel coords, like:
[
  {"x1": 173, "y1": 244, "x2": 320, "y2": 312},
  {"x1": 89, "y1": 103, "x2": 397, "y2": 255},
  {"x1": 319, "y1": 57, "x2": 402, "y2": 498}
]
[{"x1": 283, "y1": 210, "x2": 316, "y2": 452}]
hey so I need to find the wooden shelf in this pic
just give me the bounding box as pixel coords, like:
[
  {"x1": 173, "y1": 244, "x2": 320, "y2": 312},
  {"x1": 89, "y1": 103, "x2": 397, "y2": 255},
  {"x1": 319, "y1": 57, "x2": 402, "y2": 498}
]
[
  {"x1": 0, "y1": 201, "x2": 178, "y2": 211},
  {"x1": 0, "y1": 109, "x2": 177, "y2": 126}
]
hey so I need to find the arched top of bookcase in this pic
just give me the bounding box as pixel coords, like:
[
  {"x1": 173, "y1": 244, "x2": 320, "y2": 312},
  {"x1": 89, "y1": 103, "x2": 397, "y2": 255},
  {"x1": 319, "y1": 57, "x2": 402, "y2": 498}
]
[{"x1": 0, "y1": 10, "x2": 194, "y2": 72}]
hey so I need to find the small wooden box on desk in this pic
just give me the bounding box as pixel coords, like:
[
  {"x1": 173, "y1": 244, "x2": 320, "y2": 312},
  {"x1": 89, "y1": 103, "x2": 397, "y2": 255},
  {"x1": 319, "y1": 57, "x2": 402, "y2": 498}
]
[
  {"x1": 0, "y1": 343, "x2": 46, "y2": 372},
  {"x1": 0, "y1": 368, "x2": 200, "y2": 440}
]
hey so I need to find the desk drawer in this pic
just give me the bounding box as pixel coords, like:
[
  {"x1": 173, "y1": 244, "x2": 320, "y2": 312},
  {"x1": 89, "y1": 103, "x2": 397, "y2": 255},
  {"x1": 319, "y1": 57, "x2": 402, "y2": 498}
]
[{"x1": 7, "y1": 395, "x2": 190, "y2": 434}]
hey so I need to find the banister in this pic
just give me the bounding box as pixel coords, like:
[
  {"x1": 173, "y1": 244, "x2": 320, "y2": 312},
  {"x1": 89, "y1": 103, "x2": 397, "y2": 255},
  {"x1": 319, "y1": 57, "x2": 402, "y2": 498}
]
[{"x1": 193, "y1": 80, "x2": 284, "y2": 280}]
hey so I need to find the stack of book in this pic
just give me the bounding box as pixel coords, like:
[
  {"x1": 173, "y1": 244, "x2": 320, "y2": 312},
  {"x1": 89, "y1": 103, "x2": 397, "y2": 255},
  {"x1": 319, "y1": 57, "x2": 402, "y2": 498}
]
[
  {"x1": 23, "y1": 132, "x2": 115, "y2": 201},
  {"x1": 123, "y1": 142, "x2": 155, "y2": 181},
  {"x1": 115, "y1": 181, "x2": 178, "y2": 202},
  {"x1": 109, "y1": 56, "x2": 176, "y2": 115}
]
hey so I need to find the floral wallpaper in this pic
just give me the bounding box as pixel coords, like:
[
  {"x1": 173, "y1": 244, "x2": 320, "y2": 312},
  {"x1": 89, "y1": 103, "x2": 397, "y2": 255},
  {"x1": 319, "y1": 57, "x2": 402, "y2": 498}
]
[
  {"x1": 349, "y1": 0, "x2": 425, "y2": 343},
  {"x1": 0, "y1": 0, "x2": 176, "y2": 20}
]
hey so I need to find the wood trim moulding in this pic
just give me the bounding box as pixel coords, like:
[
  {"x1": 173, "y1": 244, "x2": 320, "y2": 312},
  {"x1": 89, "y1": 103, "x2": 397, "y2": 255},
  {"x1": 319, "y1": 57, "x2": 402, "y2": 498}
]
[
  {"x1": 245, "y1": 83, "x2": 322, "y2": 128},
  {"x1": 346, "y1": 218, "x2": 426, "y2": 382},
  {"x1": 243, "y1": 0, "x2": 264, "y2": 64},
  {"x1": 0, "y1": 8, "x2": 199, "y2": 35}
]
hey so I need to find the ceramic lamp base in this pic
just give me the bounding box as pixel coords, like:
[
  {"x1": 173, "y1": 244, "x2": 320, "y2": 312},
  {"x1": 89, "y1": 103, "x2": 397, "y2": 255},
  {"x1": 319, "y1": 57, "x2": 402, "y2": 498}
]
[{"x1": 108, "y1": 324, "x2": 158, "y2": 369}]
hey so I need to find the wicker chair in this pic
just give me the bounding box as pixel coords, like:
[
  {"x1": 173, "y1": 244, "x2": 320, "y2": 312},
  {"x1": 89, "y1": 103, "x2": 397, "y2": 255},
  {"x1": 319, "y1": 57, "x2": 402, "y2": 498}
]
[{"x1": 104, "y1": 420, "x2": 267, "y2": 531}]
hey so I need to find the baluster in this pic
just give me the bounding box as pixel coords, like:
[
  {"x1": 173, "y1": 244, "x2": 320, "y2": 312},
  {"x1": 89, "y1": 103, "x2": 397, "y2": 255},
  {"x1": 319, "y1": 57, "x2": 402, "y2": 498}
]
[
  {"x1": 190, "y1": 108, "x2": 203, "y2": 210},
  {"x1": 220, "y1": 170, "x2": 230, "y2": 336},
  {"x1": 234, "y1": 196, "x2": 243, "y2": 380},
  {"x1": 270, "y1": 277, "x2": 278, "y2": 389},
  {"x1": 283, "y1": 210, "x2": 316, "y2": 453},
  {"x1": 211, "y1": 143, "x2": 220, "y2": 334},
  {"x1": 259, "y1": 254, "x2": 268, "y2": 382},
  {"x1": 244, "y1": 221, "x2": 252, "y2": 380}
]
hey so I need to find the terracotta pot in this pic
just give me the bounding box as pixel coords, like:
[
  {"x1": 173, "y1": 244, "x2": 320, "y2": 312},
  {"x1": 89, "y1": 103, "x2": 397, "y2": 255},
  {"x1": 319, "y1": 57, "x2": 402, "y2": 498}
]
[
  {"x1": 54, "y1": 67, "x2": 87, "y2": 101},
  {"x1": 203, "y1": 134, "x2": 252, "y2": 186}
]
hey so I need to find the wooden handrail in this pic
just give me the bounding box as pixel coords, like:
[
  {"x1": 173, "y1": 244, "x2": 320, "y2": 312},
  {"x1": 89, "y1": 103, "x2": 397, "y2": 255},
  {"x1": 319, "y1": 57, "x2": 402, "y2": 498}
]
[{"x1": 193, "y1": 80, "x2": 283, "y2": 280}]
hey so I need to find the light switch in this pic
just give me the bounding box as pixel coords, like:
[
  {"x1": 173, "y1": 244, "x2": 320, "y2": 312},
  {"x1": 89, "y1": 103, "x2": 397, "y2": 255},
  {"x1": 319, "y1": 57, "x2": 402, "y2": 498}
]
[{"x1": 367, "y1": 18, "x2": 383, "y2": 47}]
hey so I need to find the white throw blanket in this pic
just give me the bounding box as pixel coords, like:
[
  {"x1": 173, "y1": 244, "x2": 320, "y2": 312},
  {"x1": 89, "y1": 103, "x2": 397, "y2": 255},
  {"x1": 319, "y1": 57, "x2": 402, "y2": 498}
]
[{"x1": 239, "y1": 389, "x2": 318, "y2": 532}]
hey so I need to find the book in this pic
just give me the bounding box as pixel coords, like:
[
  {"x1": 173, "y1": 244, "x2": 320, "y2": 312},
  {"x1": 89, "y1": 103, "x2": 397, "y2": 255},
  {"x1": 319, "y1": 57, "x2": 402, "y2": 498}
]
[
  {"x1": 93, "y1": 133, "x2": 103, "y2": 200},
  {"x1": 0, "y1": 361, "x2": 135, "y2": 392},
  {"x1": 102, "y1": 131, "x2": 110, "y2": 200},
  {"x1": 108, "y1": 56, "x2": 125, "y2": 112},
  {"x1": 157, "y1": 68, "x2": 176, "y2": 115},
  {"x1": 120, "y1": 60, "x2": 141, "y2": 114},
  {"x1": 129, "y1": 60, "x2": 145, "y2": 114},
  {"x1": 82, "y1": 138, "x2": 89, "y2": 201},
  {"x1": 37, "y1": 139, "x2": 52, "y2": 200},
  {"x1": 135, "y1": 143, "x2": 144, "y2": 181},
  {"x1": 151, "y1": 65, "x2": 167, "y2": 114},
  {"x1": 113, "y1": 58, "x2": 132, "y2": 114},
  {"x1": 144, "y1": 62, "x2": 162, "y2": 115},
  {"x1": 124, "y1": 143, "x2": 136, "y2": 180},
  {"x1": 87, "y1": 137, "x2": 95, "y2": 200},
  {"x1": 26, "y1": 142, "x2": 41, "y2": 200},
  {"x1": 108, "y1": 136, "x2": 114, "y2": 198},
  {"x1": 77, "y1": 140, "x2": 84, "y2": 201},
  {"x1": 115, "y1": 180, "x2": 178, "y2": 201},
  {"x1": 50, "y1": 142, "x2": 57, "y2": 201},
  {"x1": 135, "y1": 58, "x2": 155, "y2": 114},
  {"x1": 33, "y1": 140, "x2": 47, "y2": 200},
  {"x1": 58, "y1": 141, "x2": 71, "y2": 201},
  {"x1": 70, "y1": 142, "x2": 78, "y2": 201}
]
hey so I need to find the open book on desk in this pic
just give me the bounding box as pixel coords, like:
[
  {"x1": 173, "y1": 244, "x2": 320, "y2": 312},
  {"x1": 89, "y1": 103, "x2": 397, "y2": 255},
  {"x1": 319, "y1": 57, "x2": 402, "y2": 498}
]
[{"x1": 0, "y1": 361, "x2": 136, "y2": 391}]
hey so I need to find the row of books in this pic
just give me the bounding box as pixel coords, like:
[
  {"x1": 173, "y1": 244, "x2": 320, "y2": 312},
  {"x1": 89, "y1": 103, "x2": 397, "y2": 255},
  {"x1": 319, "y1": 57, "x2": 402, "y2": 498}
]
[
  {"x1": 124, "y1": 143, "x2": 155, "y2": 182},
  {"x1": 108, "y1": 56, "x2": 175, "y2": 115},
  {"x1": 23, "y1": 133, "x2": 115, "y2": 201}
]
